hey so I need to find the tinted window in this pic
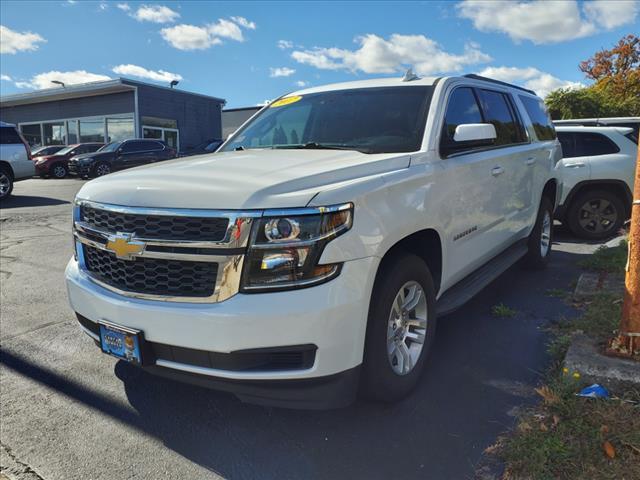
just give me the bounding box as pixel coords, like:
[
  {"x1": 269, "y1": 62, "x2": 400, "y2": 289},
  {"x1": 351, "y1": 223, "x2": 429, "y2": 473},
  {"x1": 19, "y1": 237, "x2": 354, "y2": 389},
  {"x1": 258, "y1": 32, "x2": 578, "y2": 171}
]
[
  {"x1": 575, "y1": 132, "x2": 620, "y2": 156},
  {"x1": 477, "y1": 89, "x2": 525, "y2": 145},
  {"x1": 0, "y1": 127, "x2": 22, "y2": 145},
  {"x1": 121, "y1": 141, "x2": 162, "y2": 153},
  {"x1": 557, "y1": 132, "x2": 576, "y2": 158},
  {"x1": 222, "y1": 86, "x2": 433, "y2": 154},
  {"x1": 441, "y1": 87, "x2": 483, "y2": 149},
  {"x1": 519, "y1": 95, "x2": 556, "y2": 141}
]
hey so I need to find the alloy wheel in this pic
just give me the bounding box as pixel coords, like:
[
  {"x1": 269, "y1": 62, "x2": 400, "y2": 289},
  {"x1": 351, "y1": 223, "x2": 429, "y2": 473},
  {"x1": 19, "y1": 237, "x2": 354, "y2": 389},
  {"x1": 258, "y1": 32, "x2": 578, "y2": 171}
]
[
  {"x1": 95, "y1": 164, "x2": 111, "y2": 177},
  {"x1": 0, "y1": 172, "x2": 10, "y2": 198},
  {"x1": 386, "y1": 281, "x2": 428, "y2": 375},
  {"x1": 53, "y1": 165, "x2": 67, "y2": 178},
  {"x1": 540, "y1": 210, "x2": 551, "y2": 257},
  {"x1": 578, "y1": 198, "x2": 618, "y2": 235}
]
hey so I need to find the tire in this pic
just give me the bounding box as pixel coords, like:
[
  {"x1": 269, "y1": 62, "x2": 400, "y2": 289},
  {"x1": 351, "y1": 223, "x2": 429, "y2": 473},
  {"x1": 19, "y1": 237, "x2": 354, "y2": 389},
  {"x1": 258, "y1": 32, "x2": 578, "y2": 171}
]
[
  {"x1": 50, "y1": 162, "x2": 68, "y2": 179},
  {"x1": 92, "y1": 162, "x2": 111, "y2": 178},
  {"x1": 0, "y1": 166, "x2": 13, "y2": 200},
  {"x1": 523, "y1": 196, "x2": 554, "y2": 269},
  {"x1": 361, "y1": 253, "x2": 437, "y2": 402},
  {"x1": 566, "y1": 189, "x2": 625, "y2": 240}
]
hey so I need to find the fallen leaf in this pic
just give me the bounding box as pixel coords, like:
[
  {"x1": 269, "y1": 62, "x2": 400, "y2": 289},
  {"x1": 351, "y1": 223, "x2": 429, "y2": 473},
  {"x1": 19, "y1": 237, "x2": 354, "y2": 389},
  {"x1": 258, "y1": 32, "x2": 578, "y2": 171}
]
[
  {"x1": 603, "y1": 441, "x2": 616, "y2": 459},
  {"x1": 540, "y1": 423, "x2": 549, "y2": 432},
  {"x1": 535, "y1": 386, "x2": 560, "y2": 405},
  {"x1": 518, "y1": 422, "x2": 532, "y2": 433},
  {"x1": 552, "y1": 415, "x2": 560, "y2": 427}
]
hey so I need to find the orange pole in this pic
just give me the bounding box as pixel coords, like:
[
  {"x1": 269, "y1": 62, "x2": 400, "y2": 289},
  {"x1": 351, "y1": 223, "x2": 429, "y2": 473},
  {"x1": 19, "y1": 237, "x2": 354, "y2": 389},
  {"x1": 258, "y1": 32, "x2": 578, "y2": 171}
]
[{"x1": 609, "y1": 141, "x2": 640, "y2": 357}]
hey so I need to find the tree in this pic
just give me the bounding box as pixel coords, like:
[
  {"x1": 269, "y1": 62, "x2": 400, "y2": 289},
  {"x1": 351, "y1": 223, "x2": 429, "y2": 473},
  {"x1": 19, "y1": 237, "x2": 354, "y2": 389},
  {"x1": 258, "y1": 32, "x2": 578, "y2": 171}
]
[{"x1": 545, "y1": 34, "x2": 640, "y2": 119}]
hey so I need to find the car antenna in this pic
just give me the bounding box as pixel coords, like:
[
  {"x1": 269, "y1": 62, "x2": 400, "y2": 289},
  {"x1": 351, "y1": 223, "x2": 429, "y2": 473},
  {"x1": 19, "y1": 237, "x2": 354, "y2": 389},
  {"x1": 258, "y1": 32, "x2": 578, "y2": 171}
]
[{"x1": 402, "y1": 68, "x2": 420, "y2": 82}]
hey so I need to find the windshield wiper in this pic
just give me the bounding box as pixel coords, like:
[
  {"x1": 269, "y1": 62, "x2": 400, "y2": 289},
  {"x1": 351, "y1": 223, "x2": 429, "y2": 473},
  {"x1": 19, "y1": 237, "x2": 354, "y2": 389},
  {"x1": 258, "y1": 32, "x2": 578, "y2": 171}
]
[{"x1": 272, "y1": 142, "x2": 372, "y2": 153}]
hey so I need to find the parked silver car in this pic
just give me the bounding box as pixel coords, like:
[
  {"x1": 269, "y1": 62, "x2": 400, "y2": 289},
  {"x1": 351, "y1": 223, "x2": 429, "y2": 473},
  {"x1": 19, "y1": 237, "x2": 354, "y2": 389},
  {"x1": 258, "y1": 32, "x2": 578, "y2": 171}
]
[{"x1": 0, "y1": 121, "x2": 34, "y2": 199}]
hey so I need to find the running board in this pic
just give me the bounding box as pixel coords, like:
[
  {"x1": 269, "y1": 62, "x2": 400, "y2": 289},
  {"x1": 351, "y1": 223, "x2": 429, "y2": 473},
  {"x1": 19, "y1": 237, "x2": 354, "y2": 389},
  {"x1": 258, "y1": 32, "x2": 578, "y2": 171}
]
[{"x1": 435, "y1": 240, "x2": 528, "y2": 316}]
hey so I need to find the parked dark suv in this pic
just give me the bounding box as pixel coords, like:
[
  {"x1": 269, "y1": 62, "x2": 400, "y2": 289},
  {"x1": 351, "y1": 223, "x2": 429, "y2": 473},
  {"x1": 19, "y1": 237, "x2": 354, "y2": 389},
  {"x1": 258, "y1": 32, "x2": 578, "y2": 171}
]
[
  {"x1": 34, "y1": 143, "x2": 104, "y2": 178},
  {"x1": 68, "y1": 139, "x2": 177, "y2": 178}
]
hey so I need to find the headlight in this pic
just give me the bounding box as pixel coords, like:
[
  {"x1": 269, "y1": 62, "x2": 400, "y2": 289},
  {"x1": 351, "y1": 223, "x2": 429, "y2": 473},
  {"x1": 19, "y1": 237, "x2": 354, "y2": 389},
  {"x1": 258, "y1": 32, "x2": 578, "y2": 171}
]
[{"x1": 240, "y1": 203, "x2": 353, "y2": 292}]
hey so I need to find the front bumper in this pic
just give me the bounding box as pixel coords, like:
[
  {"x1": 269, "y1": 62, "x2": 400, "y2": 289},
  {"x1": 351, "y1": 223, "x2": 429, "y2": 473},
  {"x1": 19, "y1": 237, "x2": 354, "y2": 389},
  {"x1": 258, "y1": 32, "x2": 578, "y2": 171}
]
[
  {"x1": 68, "y1": 162, "x2": 92, "y2": 177},
  {"x1": 66, "y1": 255, "x2": 378, "y2": 408}
]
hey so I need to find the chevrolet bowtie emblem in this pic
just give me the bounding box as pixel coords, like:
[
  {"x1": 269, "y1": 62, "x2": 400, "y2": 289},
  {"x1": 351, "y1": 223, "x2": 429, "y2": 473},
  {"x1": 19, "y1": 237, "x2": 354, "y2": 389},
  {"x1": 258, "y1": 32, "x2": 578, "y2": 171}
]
[{"x1": 105, "y1": 233, "x2": 145, "y2": 260}]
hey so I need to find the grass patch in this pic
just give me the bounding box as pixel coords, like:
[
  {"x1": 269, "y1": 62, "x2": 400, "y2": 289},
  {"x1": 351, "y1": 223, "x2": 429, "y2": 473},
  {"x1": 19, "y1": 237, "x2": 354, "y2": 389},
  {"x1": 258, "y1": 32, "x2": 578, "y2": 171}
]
[
  {"x1": 492, "y1": 303, "x2": 517, "y2": 318},
  {"x1": 546, "y1": 288, "x2": 569, "y2": 299},
  {"x1": 494, "y1": 242, "x2": 638, "y2": 479},
  {"x1": 579, "y1": 241, "x2": 628, "y2": 274}
]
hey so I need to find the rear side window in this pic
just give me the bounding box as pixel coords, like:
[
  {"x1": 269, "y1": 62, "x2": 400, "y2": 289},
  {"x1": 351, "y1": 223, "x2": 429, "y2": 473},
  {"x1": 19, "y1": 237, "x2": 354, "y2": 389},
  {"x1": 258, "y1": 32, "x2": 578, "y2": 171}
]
[
  {"x1": 574, "y1": 132, "x2": 620, "y2": 156},
  {"x1": 0, "y1": 126, "x2": 22, "y2": 145},
  {"x1": 519, "y1": 96, "x2": 556, "y2": 141},
  {"x1": 557, "y1": 132, "x2": 576, "y2": 158},
  {"x1": 477, "y1": 89, "x2": 526, "y2": 146},
  {"x1": 441, "y1": 87, "x2": 483, "y2": 145},
  {"x1": 122, "y1": 140, "x2": 162, "y2": 152}
]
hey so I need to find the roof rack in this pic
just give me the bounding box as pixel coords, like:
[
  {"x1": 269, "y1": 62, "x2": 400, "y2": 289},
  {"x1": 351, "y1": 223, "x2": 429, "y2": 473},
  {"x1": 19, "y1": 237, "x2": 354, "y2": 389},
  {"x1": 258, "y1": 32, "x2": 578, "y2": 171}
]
[{"x1": 463, "y1": 74, "x2": 536, "y2": 95}]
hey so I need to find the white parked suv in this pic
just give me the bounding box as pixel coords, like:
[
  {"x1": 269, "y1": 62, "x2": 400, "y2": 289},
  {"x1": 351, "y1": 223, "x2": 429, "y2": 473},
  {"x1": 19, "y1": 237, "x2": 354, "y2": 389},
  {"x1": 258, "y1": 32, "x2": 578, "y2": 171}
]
[
  {"x1": 555, "y1": 126, "x2": 637, "y2": 239},
  {"x1": 0, "y1": 121, "x2": 34, "y2": 199},
  {"x1": 66, "y1": 74, "x2": 561, "y2": 408}
]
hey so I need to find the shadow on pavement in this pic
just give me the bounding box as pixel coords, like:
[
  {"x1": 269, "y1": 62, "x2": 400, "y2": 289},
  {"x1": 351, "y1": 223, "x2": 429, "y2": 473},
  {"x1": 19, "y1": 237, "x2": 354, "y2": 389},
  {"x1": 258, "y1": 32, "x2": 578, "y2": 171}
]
[
  {"x1": 0, "y1": 195, "x2": 69, "y2": 209},
  {"x1": 2, "y1": 249, "x2": 587, "y2": 480}
]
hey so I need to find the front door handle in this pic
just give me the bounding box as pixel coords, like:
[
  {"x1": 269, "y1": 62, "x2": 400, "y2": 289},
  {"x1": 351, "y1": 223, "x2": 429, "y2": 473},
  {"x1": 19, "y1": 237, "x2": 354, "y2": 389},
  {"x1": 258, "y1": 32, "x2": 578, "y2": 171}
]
[
  {"x1": 491, "y1": 166, "x2": 504, "y2": 177},
  {"x1": 525, "y1": 157, "x2": 536, "y2": 166},
  {"x1": 564, "y1": 162, "x2": 586, "y2": 168}
]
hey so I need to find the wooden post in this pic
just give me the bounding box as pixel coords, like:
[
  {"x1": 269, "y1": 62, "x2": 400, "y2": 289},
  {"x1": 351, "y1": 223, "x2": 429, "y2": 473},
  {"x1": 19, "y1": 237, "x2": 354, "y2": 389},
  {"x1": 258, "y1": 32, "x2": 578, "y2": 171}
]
[{"x1": 609, "y1": 141, "x2": 640, "y2": 357}]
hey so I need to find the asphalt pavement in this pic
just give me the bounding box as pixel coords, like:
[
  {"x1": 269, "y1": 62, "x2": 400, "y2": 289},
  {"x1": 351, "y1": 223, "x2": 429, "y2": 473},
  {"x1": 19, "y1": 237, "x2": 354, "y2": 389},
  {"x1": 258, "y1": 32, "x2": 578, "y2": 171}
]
[{"x1": 0, "y1": 178, "x2": 607, "y2": 480}]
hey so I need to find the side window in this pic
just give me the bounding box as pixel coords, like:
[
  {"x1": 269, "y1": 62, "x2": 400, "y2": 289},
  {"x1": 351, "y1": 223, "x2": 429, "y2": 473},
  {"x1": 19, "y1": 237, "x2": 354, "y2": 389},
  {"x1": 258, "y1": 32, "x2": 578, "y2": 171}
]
[
  {"x1": 120, "y1": 141, "x2": 138, "y2": 153},
  {"x1": 477, "y1": 89, "x2": 525, "y2": 146},
  {"x1": 440, "y1": 87, "x2": 483, "y2": 154},
  {"x1": 557, "y1": 132, "x2": 576, "y2": 158},
  {"x1": 519, "y1": 95, "x2": 556, "y2": 141},
  {"x1": 575, "y1": 133, "x2": 620, "y2": 156},
  {"x1": 143, "y1": 141, "x2": 164, "y2": 151},
  {"x1": 0, "y1": 127, "x2": 22, "y2": 145},
  {"x1": 87, "y1": 144, "x2": 101, "y2": 153}
]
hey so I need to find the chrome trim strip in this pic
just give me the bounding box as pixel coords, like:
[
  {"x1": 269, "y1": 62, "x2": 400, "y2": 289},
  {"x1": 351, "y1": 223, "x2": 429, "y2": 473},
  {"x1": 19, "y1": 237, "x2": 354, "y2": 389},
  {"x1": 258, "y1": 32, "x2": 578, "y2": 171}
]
[
  {"x1": 262, "y1": 202, "x2": 352, "y2": 218},
  {"x1": 155, "y1": 358, "x2": 314, "y2": 380},
  {"x1": 77, "y1": 199, "x2": 262, "y2": 218}
]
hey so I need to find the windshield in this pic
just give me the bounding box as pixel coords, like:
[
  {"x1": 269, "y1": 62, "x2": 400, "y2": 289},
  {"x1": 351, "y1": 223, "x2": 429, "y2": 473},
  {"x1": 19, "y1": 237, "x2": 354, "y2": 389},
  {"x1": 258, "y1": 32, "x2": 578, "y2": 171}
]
[
  {"x1": 99, "y1": 142, "x2": 122, "y2": 153},
  {"x1": 221, "y1": 86, "x2": 433, "y2": 154},
  {"x1": 54, "y1": 145, "x2": 77, "y2": 155}
]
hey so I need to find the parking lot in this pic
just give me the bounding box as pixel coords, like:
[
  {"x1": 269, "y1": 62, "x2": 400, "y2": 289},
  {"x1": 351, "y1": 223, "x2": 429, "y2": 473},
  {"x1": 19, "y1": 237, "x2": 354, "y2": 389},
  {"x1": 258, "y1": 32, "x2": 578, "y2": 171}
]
[{"x1": 1, "y1": 178, "x2": 608, "y2": 480}]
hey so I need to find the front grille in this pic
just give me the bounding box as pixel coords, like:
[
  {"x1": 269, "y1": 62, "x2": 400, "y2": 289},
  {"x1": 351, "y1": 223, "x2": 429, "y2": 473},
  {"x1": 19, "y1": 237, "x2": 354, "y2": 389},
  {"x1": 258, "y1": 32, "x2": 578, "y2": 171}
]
[
  {"x1": 83, "y1": 245, "x2": 218, "y2": 297},
  {"x1": 81, "y1": 204, "x2": 229, "y2": 242}
]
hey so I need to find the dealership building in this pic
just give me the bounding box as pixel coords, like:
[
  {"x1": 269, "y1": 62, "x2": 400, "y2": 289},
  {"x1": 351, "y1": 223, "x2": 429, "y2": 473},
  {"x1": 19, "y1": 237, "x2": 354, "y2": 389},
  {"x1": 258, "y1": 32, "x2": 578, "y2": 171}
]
[{"x1": 0, "y1": 78, "x2": 225, "y2": 153}]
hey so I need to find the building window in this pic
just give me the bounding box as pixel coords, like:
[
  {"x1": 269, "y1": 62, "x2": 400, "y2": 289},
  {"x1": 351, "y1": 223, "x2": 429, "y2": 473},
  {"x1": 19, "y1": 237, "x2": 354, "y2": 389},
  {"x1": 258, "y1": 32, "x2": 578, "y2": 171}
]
[
  {"x1": 43, "y1": 122, "x2": 66, "y2": 145},
  {"x1": 67, "y1": 120, "x2": 78, "y2": 144},
  {"x1": 141, "y1": 116, "x2": 177, "y2": 129},
  {"x1": 20, "y1": 124, "x2": 42, "y2": 147},
  {"x1": 79, "y1": 119, "x2": 105, "y2": 143},
  {"x1": 107, "y1": 117, "x2": 135, "y2": 142},
  {"x1": 143, "y1": 125, "x2": 179, "y2": 150}
]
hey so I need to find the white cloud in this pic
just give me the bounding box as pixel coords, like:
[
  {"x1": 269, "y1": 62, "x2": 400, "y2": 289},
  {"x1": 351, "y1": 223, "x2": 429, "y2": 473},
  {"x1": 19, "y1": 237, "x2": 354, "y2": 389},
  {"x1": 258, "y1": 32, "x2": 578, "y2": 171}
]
[
  {"x1": 112, "y1": 64, "x2": 182, "y2": 83},
  {"x1": 161, "y1": 17, "x2": 256, "y2": 50},
  {"x1": 133, "y1": 4, "x2": 180, "y2": 23},
  {"x1": 278, "y1": 40, "x2": 293, "y2": 50},
  {"x1": 0, "y1": 74, "x2": 12, "y2": 81},
  {"x1": 230, "y1": 16, "x2": 256, "y2": 30},
  {"x1": 295, "y1": 80, "x2": 308, "y2": 87},
  {"x1": 16, "y1": 70, "x2": 111, "y2": 90},
  {"x1": 270, "y1": 67, "x2": 296, "y2": 78},
  {"x1": 478, "y1": 66, "x2": 584, "y2": 97},
  {"x1": 457, "y1": 0, "x2": 639, "y2": 44},
  {"x1": 291, "y1": 34, "x2": 491, "y2": 75},
  {"x1": 0, "y1": 25, "x2": 46, "y2": 54},
  {"x1": 583, "y1": 0, "x2": 640, "y2": 29},
  {"x1": 117, "y1": 3, "x2": 130, "y2": 12}
]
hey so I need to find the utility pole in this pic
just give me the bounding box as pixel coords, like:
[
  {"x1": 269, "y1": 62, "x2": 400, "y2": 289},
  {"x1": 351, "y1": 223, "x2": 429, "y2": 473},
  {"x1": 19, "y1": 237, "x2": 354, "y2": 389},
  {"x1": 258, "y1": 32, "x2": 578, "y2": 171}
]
[{"x1": 608, "y1": 141, "x2": 640, "y2": 357}]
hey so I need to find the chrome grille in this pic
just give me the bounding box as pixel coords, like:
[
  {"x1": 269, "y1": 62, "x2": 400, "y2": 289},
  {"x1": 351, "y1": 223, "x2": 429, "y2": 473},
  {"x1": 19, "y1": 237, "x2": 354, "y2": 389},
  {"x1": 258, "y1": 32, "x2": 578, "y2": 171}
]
[
  {"x1": 81, "y1": 204, "x2": 229, "y2": 241},
  {"x1": 83, "y1": 245, "x2": 218, "y2": 297}
]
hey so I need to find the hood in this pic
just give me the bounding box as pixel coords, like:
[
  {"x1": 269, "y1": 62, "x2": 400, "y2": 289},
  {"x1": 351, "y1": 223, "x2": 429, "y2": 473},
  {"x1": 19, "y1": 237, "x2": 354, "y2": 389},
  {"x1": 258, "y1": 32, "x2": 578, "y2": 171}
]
[
  {"x1": 35, "y1": 153, "x2": 69, "y2": 163},
  {"x1": 77, "y1": 149, "x2": 411, "y2": 209}
]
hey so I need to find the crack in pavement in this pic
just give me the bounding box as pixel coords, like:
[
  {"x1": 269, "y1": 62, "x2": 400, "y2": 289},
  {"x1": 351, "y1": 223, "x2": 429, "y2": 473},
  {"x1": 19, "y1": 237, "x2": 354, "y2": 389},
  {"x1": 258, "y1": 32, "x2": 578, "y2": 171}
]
[
  {"x1": 0, "y1": 443, "x2": 45, "y2": 480},
  {"x1": 1, "y1": 320, "x2": 70, "y2": 342}
]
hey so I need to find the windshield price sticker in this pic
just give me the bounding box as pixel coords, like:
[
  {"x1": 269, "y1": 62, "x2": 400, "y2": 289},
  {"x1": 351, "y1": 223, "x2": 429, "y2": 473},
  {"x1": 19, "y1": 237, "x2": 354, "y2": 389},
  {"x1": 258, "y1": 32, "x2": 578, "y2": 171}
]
[{"x1": 270, "y1": 95, "x2": 302, "y2": 108}]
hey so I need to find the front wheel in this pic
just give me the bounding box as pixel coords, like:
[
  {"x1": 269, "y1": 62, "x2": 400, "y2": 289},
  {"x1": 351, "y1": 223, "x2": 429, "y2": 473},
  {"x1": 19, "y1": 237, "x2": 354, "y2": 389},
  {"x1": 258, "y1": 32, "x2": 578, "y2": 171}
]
[
  {"x1": 523, "y1": 197, "x2": 553, "y2": 269},
  {"x1": 92, "y1": 162, "x2": 111, "y2": 178},
  {"x1": 361, "y1": 253, "x2": 437, "y2": 402},
  {"x1": 51, "y1": 163, "x2": 68, "y2": 179}
]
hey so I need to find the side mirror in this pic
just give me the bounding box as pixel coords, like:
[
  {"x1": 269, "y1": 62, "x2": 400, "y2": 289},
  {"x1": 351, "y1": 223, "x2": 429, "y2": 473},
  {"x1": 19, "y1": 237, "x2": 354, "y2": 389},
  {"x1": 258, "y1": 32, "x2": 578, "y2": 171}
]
[{"x1": 453, "y1": 123, "x2": 497, "y2": 144}]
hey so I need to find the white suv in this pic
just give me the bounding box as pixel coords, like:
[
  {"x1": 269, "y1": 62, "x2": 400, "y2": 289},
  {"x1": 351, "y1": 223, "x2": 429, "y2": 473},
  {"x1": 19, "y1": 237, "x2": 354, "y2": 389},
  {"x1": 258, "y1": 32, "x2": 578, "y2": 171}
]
[
  {"x1": 555, "y1": 126, "x2": 637, "y2": 239},
  {"x1": 66, "y1": 74, "x2": 561, "y2": 408},
  {"x1": 0, "y1": 121, "x2": 34, "y2": 199}
]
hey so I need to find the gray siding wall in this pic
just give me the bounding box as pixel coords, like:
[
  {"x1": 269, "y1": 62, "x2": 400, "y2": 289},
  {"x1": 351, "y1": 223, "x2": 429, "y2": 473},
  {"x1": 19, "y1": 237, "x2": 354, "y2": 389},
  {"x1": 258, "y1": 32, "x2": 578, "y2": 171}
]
[
  {"x1": 0, "y1": 92, "x2": 135, "y2": 124},
  {"x1": 135, "y1": 84, "x2": 223, "y2": 151}
]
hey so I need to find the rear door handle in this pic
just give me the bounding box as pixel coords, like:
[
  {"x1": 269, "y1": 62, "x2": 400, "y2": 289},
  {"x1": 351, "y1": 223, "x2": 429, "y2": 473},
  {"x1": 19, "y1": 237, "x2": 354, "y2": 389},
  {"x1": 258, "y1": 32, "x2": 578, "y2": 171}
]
[
  {"x1": 525, "y1": 157, "x2": 536, "y2": 166},
  {"x1": 491, "y1": 166, "x2": 504, "y2": 177}
]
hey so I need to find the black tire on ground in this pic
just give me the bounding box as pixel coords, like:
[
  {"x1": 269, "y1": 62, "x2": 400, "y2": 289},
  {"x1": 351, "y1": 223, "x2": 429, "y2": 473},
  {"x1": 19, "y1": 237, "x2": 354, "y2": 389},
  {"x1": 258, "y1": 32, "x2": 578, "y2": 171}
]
[
  {"x1": 361, "y1": 253, "x2": 437, "y2": 403},
  {"x1": 92, "y1": 162, "x2": 111, "y2": 178},
  {"x1": 0, "y1": 165, "x2": 14, "y2": 200},
  {"x1": 566, "y1": 189, "x2": 625, "y2": 240},
  {"x1": 50, "y1": 162, "x2": 68, "y2": 179},
  {"x1": 523, "y1": 196, "x2": 554, "y2": 269}
]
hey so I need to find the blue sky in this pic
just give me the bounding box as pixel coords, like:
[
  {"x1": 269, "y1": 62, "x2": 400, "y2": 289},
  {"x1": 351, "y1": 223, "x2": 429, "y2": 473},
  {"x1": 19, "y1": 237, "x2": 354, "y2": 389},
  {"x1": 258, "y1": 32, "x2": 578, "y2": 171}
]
[{"x1": 0, "y1": 0, "x2": 638, "y2": 107}]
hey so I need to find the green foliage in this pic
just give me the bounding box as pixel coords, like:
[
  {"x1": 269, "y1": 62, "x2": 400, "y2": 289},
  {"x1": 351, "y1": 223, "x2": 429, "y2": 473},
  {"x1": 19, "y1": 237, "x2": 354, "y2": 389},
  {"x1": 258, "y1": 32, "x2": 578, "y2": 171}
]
[
  {"x1": 578, "y1": 241, "x2": 628, "y2": 274},
  {"x1": 545, "y1": 86, "x2": 639, "y2": 120},
  {"x1": 491, "y1": 302, "x2": 517, "y2": 318}
]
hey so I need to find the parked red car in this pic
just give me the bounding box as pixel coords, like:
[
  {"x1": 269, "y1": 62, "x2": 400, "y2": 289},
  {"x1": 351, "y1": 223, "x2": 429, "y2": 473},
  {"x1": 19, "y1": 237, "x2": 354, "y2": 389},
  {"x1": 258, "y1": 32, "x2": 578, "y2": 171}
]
[{"x1": 34, "y1": 143, "x2": 103, "y2": 178}]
